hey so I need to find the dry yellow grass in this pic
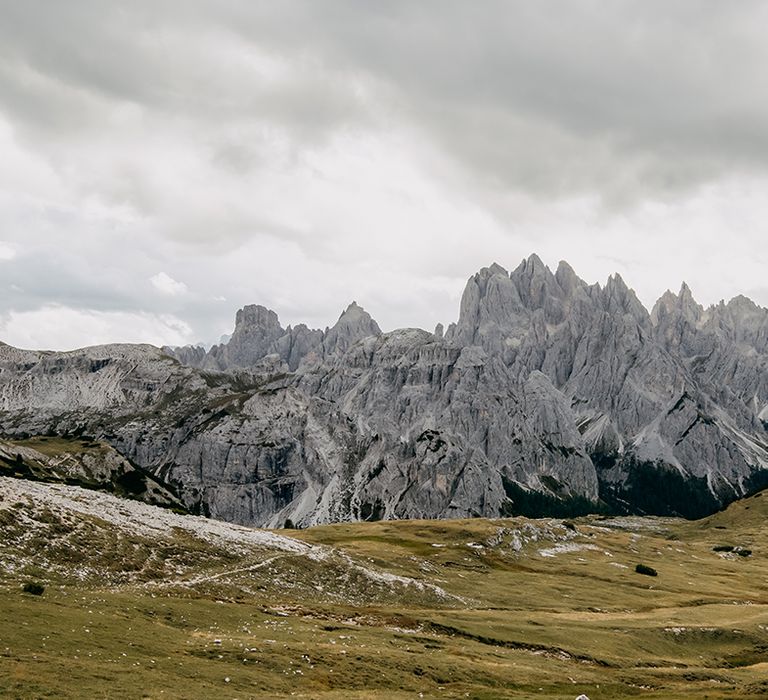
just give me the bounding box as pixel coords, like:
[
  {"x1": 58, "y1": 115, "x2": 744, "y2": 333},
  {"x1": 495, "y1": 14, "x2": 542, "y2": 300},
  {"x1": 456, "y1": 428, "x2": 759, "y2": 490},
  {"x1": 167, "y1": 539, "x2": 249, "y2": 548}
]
[{"x1": 2, "y1": 481, "x2": 768, "y2": 698}]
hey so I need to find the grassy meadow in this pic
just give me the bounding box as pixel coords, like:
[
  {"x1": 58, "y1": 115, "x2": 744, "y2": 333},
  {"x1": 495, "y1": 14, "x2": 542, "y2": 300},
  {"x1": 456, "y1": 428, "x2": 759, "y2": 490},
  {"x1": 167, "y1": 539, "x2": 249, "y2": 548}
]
[{"x1": 2, "y1": 477, "x2": 768, "y2": 699}]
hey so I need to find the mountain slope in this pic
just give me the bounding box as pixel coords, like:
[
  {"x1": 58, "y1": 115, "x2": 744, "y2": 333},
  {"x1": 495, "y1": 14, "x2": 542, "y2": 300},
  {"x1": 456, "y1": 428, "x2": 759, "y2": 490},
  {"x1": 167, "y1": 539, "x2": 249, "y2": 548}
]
[
  {"x1": 1, "y1": 255, "x2": 767, "y2": 526},
  {"x1": 3, "y1": 477, "x2": 768, "y2": 699}
]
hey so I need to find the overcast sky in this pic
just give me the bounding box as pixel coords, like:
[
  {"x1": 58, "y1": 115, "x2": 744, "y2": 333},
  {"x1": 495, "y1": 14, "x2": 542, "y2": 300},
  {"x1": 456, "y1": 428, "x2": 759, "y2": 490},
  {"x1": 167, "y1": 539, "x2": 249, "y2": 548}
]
[{"x1": 2, "y1": 1, "x2": 768, "y2": 350}]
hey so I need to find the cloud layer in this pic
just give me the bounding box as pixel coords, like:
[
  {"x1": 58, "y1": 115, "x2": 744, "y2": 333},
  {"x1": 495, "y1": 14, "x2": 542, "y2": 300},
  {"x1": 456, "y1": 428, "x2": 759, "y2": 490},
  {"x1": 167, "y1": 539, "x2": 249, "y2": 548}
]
[{"x1": 1, "y1": 1, "x2": 768, "y2": 349}]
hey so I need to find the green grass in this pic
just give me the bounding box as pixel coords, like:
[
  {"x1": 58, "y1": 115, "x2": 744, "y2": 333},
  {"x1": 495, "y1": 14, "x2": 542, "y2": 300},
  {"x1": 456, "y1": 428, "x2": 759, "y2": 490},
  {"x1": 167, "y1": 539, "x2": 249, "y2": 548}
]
[
  {"x1": 7, "y1": 436, "x2": 110, "y2": 458},
  {"x1": 3, "y1": 486, "x2": 768, "y2": 698}
]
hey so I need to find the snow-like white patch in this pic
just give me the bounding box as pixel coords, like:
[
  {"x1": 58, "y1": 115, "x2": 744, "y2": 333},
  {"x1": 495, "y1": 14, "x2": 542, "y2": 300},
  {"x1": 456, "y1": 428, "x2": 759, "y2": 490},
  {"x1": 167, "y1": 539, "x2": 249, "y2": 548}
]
[
  {"x1": 1, "y1": 477, "x2": 471, "y2": 602},
  {"x1": 538, "y1": 543, "x2": 600, "y2": 558},
  {"x1": 631, "y1": 419, "x2": 685, "y2": 474},
  {"x1": 489, "y1": 520, "x2": 580, "y2": 553},
  {"x1": 664, "y1": 627, "x2": 717, "y2": 635},
  {"x1": 721, "y1": 420, "x2": 768, "y2": 471},
  {"x1": 595, "y1": 516, "x2": 677, "y2": 532},
  {"x1": 0, "y1": 476, "x2": 309, "y2": 555}
]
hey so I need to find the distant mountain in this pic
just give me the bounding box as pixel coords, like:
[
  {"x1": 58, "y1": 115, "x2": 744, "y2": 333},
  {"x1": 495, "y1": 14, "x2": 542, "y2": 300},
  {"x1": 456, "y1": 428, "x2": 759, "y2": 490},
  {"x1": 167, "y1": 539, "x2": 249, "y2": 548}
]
[{"x1": 2, "y1": 255, "x2": 767, "y2": 526}]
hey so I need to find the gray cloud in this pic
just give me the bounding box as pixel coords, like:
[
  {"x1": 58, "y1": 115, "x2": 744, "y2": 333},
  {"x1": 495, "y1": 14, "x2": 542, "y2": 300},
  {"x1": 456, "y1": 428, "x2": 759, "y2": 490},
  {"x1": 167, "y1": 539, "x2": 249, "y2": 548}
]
[
  {"x1": 3, "y1": 1, "x2": 768, "y2": 198},
  {"x1": 216, "y1": 0, "x2": 768, "y2": 197},
  {"x1": 2, "y1": 1, "x2": 768, "y2": 349}
]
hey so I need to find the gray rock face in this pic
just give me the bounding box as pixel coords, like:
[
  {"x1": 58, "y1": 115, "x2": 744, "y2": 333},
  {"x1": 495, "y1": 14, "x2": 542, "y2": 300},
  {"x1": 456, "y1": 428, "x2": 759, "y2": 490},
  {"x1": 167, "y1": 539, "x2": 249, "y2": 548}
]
[
  {"x1": 0, "y1": 343, "x2": 194, "y2": 416},
  {"x1": 446, "y1": 258, "x2": 768, "y2": 516},
  {"x1": 322, "y1": 302, "x2": 382, "y2": 357},
  {"x1": 166, "y1": 301, "x2": 380, "y2": 372},
  {"x1": 2, "y1": 256, "x2": 768, "y2": 527},
  {"x1": 209, "y1": 305, "x2": 286, "y2": 369}
]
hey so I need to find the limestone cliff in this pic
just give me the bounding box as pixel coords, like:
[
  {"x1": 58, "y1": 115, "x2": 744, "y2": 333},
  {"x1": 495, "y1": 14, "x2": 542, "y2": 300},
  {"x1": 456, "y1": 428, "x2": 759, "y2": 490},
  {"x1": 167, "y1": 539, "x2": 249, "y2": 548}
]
[{"x1": 3, "y1": 256, "x2": 768, "y2": 526}]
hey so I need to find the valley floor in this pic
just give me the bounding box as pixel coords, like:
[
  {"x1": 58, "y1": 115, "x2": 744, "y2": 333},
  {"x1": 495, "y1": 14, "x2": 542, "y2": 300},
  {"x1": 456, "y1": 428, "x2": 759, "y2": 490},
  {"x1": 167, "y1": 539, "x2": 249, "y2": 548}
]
[{"x1": 1, "y1": 476, "x2": 767, "y2": 699}]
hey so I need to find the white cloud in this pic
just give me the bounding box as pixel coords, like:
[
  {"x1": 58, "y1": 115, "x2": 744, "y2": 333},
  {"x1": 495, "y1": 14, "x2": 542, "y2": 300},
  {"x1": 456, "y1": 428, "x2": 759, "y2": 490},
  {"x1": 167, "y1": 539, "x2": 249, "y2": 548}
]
[
  {"x1": 0, "y1": 306, "x2": 194, "y2": 351},
  {"x1": 0, "y1": 242, "x2": 16, "y2": 260},
  {"x1": 150, "y1": 272, "x2": 188, "y2": 296}
]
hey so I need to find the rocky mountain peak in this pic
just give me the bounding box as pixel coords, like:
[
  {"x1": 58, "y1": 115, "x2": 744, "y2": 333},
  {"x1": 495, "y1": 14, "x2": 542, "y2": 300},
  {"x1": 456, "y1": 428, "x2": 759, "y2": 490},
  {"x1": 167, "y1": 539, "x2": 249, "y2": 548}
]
[
  {"x1": 710, "y1": 295, "x2": 768, "y2": 350},
  {"x1": 517, "y1": 252, "x2": 546, "y2": 274},
  {"x1": 468, "y1": 263, "x2": 511, "y2": 298},
  {"x1": 554, "y1": 259, "x2": 581, "y2": 294},
  {"x1": 604, "y1": 271, "x2": 627, "y2": 292},
  {"x1": 487, "y1": 262, "x2": 509, "y2": 277},
  {"x1": 337, "y1": 300, "x2": 366, "y2": 320},
  {"x1": 323, "y1": 301, "x2": 382, "y2": 356},
  {"x1": 5, "y1": 253, "x2": 768, "y2": 529},
  {"x1": 650, "y1": 289, "x2": 679, "y2": 326},
  {"x1": 511, "y1": 254, "x2": 561, "y2": 310},
  {"x1": 332, "y1": 301, "x2": 380, "y2": 331},
  {"x1": 234, "y1": 304, "x2": 283, "y2": 331},
  {"x1": 678, "y1": 282, "x2": 703, "y2": 320},
  {"x1": 602, "y1": 273, "x2": 647, "y2": 322},
  {"x1": 725, "y1": 294, "x2": 760, "y2": 316},
  {"x1": 650, "y1": 283, "x2": 703, "y2": 328},
  {"x1": 207, "y1": 304, "x2": 287, "y2": 369}
]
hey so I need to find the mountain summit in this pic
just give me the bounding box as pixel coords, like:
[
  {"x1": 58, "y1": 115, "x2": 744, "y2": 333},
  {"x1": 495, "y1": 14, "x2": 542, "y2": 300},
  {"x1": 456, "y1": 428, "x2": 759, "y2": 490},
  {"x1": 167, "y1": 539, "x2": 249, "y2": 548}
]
[{"x1": 2, "y1": 255, "x2": 768, "y2": 527}]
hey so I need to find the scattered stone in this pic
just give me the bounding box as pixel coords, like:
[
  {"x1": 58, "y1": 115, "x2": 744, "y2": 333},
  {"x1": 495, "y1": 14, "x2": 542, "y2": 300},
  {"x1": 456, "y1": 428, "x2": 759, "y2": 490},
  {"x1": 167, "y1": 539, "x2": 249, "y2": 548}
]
[{"x1": 713, "y1": 545, "x2": 752, "y2": 557}]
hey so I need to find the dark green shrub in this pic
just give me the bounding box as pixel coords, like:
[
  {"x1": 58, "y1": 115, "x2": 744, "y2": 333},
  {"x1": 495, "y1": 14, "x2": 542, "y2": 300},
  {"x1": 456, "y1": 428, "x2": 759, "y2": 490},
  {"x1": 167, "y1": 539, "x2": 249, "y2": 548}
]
[
  {"x1": 22, "y1": 581, "x2": 45, "y2": 595},
  {"x1": 712, "y1": 545, "x2": 752, "y2": 556}
]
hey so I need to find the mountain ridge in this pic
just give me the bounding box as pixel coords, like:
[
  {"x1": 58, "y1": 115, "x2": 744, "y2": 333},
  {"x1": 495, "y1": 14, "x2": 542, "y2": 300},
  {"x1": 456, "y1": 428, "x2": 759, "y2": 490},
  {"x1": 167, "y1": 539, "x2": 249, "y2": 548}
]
[{"x1": 1, "y1": 254, "x2": 768, "y2": 527}]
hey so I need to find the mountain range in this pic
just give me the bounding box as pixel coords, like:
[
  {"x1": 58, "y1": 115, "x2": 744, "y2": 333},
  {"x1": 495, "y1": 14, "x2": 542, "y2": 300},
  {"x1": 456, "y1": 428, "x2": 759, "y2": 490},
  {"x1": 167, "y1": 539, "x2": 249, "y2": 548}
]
[{"x1": 2, "y1": 254, "x2": 767, "y2": 527}]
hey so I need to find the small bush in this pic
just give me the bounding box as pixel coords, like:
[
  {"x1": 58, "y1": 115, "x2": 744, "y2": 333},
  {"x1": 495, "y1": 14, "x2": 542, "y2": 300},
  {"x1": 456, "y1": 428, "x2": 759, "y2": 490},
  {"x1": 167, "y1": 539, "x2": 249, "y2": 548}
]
[
  {"x1": 22, "y1": 581, "x2": 45, "y2": 595},
  {"x1": 283, "y1": 518, "x2": 296, "y2": 529},
  {"x1": 635, "y1": 564, "x2": 658, "y2": 577}
]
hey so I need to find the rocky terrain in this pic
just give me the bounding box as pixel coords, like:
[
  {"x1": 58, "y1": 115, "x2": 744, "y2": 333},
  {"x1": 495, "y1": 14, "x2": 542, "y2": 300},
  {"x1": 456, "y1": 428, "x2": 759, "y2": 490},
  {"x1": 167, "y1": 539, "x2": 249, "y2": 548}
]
[
  {"x1": 2, "y1": 475, "x2": 768, "y2": 699},
  {"x1": 1, "y1": 255, "x2": 767, "y2": 527},
  {"x1": 0, "y1": 436, "x2": 184, "y2": 510}
]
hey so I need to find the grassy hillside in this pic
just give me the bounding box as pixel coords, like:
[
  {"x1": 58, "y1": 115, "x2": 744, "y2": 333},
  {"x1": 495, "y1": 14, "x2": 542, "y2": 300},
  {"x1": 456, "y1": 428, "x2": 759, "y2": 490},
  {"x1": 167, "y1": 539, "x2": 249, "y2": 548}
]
[
  {"x1": 2, "y1": 476, "x2": 768, "y2": 699},
  {"x1": 0, "y1": 436, "x2": 183, "y2": 509}
]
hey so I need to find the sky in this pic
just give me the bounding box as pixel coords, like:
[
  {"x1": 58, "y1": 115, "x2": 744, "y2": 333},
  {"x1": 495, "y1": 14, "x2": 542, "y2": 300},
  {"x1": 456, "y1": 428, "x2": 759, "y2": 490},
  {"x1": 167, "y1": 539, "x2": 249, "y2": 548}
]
[{"x1": 1, "y1": 1, "x2": 768, "y2": 350}]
